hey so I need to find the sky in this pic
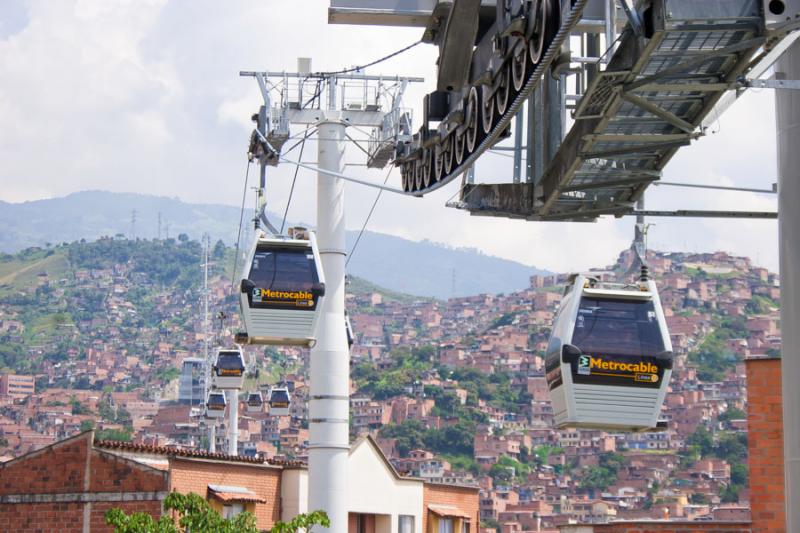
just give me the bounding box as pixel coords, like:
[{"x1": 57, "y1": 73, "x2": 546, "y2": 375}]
[{"x1": 0, "y1": 0, "x2": 781, "y2": 273}]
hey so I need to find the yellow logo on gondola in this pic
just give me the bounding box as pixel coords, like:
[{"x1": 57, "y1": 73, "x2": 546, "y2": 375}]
[
  {"x1": 589, "y1": 357, "x2": 658, "y2": 374},
  {"x1": 260, "y1": 289, "x2": 313, "y2": 301}
]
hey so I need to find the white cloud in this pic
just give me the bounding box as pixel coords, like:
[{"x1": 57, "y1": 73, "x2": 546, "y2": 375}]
[{"x1": 0, "y1": 0, "x2": 783, "y2": 274}]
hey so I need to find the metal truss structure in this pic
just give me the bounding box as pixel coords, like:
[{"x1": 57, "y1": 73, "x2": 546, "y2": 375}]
[{"x1": 328, "y1": 0, "x2": 799, "y2": 221}]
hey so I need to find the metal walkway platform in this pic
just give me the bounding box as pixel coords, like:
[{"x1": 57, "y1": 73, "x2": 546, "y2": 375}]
[{"x1": 455, "y1": 0, "x2": 769, "y2": 221}]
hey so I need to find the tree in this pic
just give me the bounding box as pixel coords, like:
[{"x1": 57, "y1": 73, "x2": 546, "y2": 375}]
[
  {"x1": 271, "y1": 510, "x2": 331, "y2": 533},
  {"x1": 687, "y1": 426, "x2": 714, "y2": 457},
  {"x1": 106, "y1": 492, "x2": 258, "y2": 533},
  {"x1": 212, "y1": 239, "x2": 226, "y2": 259},
  {"x1": 80, "y1": 420, "x2": 95, "y2": 432}
]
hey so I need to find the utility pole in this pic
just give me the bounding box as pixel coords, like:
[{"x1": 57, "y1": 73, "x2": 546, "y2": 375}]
[
  {"x1": 309, "y1": 114, "x2": 349, "y2": 533},
  {"x1": 776, "y1": 40, "x2": 800, "y2": 532},
  {"x1": 202, "y1": 234, "x2": 217, "y2": 454},
  {"x1": 240, "y1": 66, "x2": 422, "y2": 532}
]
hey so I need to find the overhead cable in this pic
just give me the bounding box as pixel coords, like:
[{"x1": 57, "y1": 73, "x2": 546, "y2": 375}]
[
  {"x1": 346, "y1": 165, "x2": 395, "y2": 267},
  {"x1": 231, "y1": 159, "x2": 251, "y2": 297},
  {"x1": 281, "y1": 126, "x2": 311, "y2": 233},
  {"x1": 314, "y1": 41, "x2": 423, "y2": 77}
]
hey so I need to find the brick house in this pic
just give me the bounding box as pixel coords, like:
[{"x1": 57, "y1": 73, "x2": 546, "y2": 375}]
[{"x1": 0, "y1": 432, "x2": 477, "y2": 533}]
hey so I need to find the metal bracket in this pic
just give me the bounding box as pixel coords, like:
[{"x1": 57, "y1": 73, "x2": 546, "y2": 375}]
[
  {"x1": 744, "y1": 78, "x2": 800, "y2": 90},
  {"x1": 627, "y1": 209, "x2": 777, "y2": 219},
  {"x1": 617, "y1": 0, "x2": 642, "y2": 36}
]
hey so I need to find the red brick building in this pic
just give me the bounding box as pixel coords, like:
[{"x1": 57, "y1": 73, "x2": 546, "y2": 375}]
[
  {"x1": 0, "y1": 432, "x2": 168, "y2": 533},
  {"x1": 745, "y1": 357, "x2": 785, "y2": 532},
  {"x1": 0, "y1": 431, "x2": 478, "y2": 533}
]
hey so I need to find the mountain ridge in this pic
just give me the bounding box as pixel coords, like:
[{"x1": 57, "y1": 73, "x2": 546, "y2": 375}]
[{"x1": 0, "y1": 191, "x2": 549, "y2": 298}]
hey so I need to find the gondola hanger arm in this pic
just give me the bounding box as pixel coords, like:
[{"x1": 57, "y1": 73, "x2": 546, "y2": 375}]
[{"x1": 278, "y1": 157, "x2": 422, "y2": 197}]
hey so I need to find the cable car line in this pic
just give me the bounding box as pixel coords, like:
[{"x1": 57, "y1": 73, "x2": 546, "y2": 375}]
[
  {"x1": 311, "y1": 40, "x2": 422, "y2": 78},
  {"x1": 231, "y1": 159, "x2": 252, "y2": 298},
  {"x1": 278, "y1": 157, "x2": 414, "y2": 195},
  {"x1": 280, "y1": 126, "x2": 312, "y2": 234},
  {"x1": 346, "y1": 165, "x2": 394, "y2": 268}
]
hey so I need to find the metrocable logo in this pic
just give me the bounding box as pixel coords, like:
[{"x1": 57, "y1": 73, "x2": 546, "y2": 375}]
[
  {"x1": 588, "y1": 357, "x2": 658, "y2": 374},
  {"x1": 576, "y1": 355, "x2": 659, "y2": 381},
  {"x1": 578, "y1": 355, "x2": 591, "y2": 375},
  {"x1": 253, "y1": 288, "x2": 313, "y2": 301}
]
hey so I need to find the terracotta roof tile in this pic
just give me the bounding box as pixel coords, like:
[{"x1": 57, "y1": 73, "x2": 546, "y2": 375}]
[{"x1": 93, "y1": 439, "x2": 305, "y2": 467}]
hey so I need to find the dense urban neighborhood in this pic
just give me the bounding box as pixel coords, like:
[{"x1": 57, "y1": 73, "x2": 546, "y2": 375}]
[{"x1": 0, "y1": 237, "x2": 781, "y2": 528}]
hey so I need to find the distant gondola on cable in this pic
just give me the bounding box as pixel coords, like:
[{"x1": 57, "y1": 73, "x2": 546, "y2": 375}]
[
  {"x1": 545, "y1": 270, "x2": 673, "y2": 432},
  {"x1": 268, "y1": 386, "x2": 291, "y2": 416},
  {"x1": 212, "y1": 347, "x2": 246, "y2": 390},
  {"x1": 237, "y1": 227, "x2": 326, "y2": 347},
  {"x1": 204, "y1": 391, "x2": 227, "y2": 419},
  {"x1": 246, "y1": 391, "x2": 264, "y2": 413}
]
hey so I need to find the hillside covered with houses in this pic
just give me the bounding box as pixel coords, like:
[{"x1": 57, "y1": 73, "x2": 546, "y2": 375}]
[{"x1": 0, "y1": 236, "x2": 781, "y2": 527}]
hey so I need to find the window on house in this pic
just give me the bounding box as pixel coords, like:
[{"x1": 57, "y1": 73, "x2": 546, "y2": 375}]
[
  {"x1": 461, "y1": 521, "x2": 470, "y2": 533},
  {"x1": 399, "y1": 515, "x2": 414, "y2": 533},
  {"x1": 222, "y1": 503, "x2": 244, "y2": 519},
  {"x1": 438, "y1": 518, "x2": 453, "y2": 533}
]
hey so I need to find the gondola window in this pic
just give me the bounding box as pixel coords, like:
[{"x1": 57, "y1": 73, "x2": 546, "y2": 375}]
[{"x1": 572, "y1": 297, "x2": 665, "y2": 357}]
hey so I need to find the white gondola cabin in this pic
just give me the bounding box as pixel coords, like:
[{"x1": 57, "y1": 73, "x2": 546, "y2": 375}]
[
  {"x1": 205, "y1": 391, "x2": 227, "y2": 419},
  {"x1": 238, "y1": 229, "x2": 325, "y2": 347},
  {"x1": 268, "y1": 386, "x2": 291, "y2": 416},
  {"x1": 246, "y1": 391, "x2": 264, "y2": 413},
  {"x1": 212, "y1": 347, "x2": 246, "y2": 390},
  {"x1": 545, "y1": 274, "x2": 673, "y2": 431}
]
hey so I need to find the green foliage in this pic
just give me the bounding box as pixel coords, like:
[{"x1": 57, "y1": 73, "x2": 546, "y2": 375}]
[
  {"x1": 378, "y1": 419, "x2": 475, "y2": 457},
  {"x1": 690, "y1": 493, "x2": 709, "y2": 504},
  {"x1": 271, "y1": 510, "x2": 330, "y2": 533},
  {"x1": 687, "y1": 427, "x2": 714, "y2": 457},
  {"x1": 481, "y1": 518, "x2": 501, "y2": 532},
  {"x1": 720, "y1": 484, "x2": 740, "y2": 503},
  {"x1": 489, "y1": 455, "x2": 530, "y2": 483},
  {"x1": 578, "y1": 453, "x2": 626, "y2": 491},
  {"x1": 354, "y1": 346, "x2": 437, "y2": 400},
  {"x1": 212, "y1": 239, "x2": 226, "y2": 260},
  {"x1": 533, "y1": 445, "x2": 563, "y2": 466},
  {"x1": 0, "y1": 342, "x2": 29, "y2": 371},
  {"x1": 489, "y1": 312, "x2": 518, "y2": 330},
  {"x1": 745, "y1": 294, "x2": 777, "y2": 314},
  {"x1": 379, "y1": 420, "x2": 426, "y2": 456},
  {"x1": 441, "y1": 454, "x2": 479, "y2": 476},
  {"x1": 96, "y1": 428, "x2": 133, "y2": 442},
  {"x1": 66, "y1": 237, "x2": 203, "y2": 290},
  {"x1": 80, "y1": 420, "x2": 95, "y2": 432},
  {"x1": 156, "y1": 366, "x2": 180, "y2": 382},
  {"x1": 718, "y1": 407, "x2": 747, "y2": 423},
  {"x1": 0, "y1": 437, "x2": 8, "y2": 447},
  {"x1": 106, "y1": 492, "x2": 259, "y2": 533},
  {"x1": 70, "y1": 395, "x2": 90, "y2": 415},
  {"x1": 105, "y1": 508, "x2": 177, "y2": 533}
]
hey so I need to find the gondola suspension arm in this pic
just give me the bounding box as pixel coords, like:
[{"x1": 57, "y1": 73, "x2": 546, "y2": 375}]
[{"x1": 278, "y1": 156, "x2": 421, "y2": 196}]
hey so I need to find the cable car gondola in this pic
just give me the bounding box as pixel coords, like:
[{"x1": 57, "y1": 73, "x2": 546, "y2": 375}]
[
  {"x1": 246, "y1": 391, "x2": 264, "y2": 413},
  {"x1": 545, "y1": 273, "x2": 673, "y2": 432},
  {"x1": 212, "y1": 347, "x2": 246, "y2": 390},
  {"x1": 238, "y1": 228, "x2": 326, "y2": 347},
  {"x1": 268, "y1": 386, "x2": 291, "y2": 416},
  {"x1": 204, "y1": 391, "x2": 227, "y2": 419}
]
